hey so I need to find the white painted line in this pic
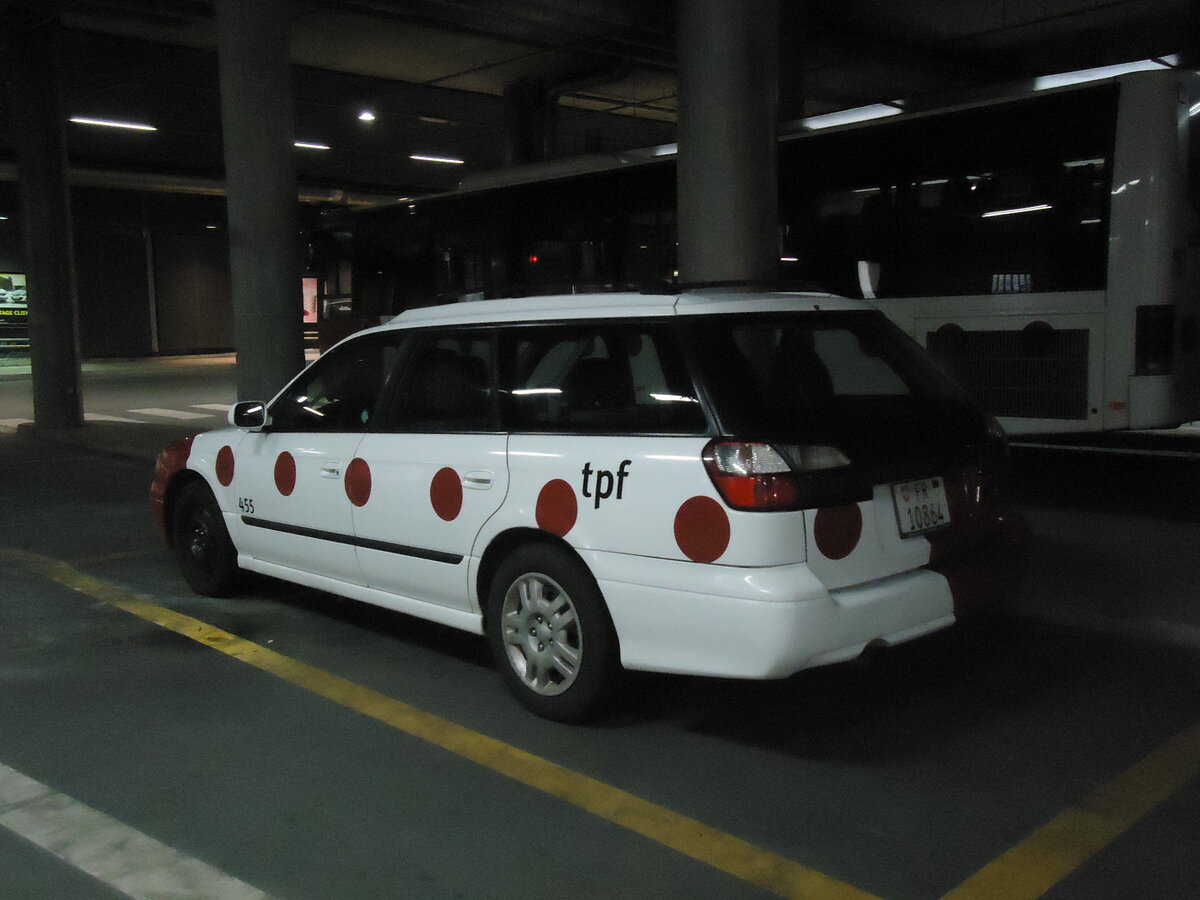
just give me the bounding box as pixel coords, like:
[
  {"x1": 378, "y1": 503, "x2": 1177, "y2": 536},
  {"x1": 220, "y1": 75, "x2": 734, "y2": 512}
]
[
  {"x1": 0, "y1": 761, "x2": 268, "y2": 900},
  {"x1": 84, "y1": 413, "x2": 148, "y2": 424},
  {"x1": 1010, "y1": 441, "x2": 1200, "y2": 460},
  {"x1": 0, "y1": 418, "x2": 33, "y2": 430},
  {"x1": 192, "y1": 404, "x2": 232, "y2": 412},
  {"x1": 127, "y1": 408, "x2": 212, "y2": 420}
]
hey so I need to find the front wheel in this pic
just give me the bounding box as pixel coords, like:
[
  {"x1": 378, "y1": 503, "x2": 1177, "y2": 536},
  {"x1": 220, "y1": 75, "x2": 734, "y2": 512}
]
[
  {"x1": 172, "y1": 480, "x2": 240, "y2": 597},
  {"x1": 486, "y1": 545, "x2": 619, "y2": 722}
]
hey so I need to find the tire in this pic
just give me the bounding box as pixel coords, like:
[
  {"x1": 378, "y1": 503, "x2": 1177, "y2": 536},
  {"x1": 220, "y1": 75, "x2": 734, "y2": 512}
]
[
  {"x1": 486, "y1": 544, "x2": 619, "y2": 723},
  {"x1": 172, "y1": 480, "x2": 240, "y2": 597}
]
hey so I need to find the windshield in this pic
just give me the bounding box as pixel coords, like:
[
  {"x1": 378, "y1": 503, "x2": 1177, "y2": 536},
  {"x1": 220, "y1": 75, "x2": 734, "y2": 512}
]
[{"x1": 685, "y1": 311, "x2": 986, "y2": 472}]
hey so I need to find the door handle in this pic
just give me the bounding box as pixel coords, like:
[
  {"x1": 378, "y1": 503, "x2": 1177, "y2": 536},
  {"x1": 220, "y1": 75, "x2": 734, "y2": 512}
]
[
  {"x1": 463, "y1": 469, "x2": 494, "y2": 490},
  {"x1": 320, "y1": 462, "x2": 343, "y2": 479}
]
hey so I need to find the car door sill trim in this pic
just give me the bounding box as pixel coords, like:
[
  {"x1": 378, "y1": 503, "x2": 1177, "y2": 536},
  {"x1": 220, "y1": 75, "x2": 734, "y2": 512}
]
[{"x1": 240, "y1": 516, "x2": 463, "y2": 565}]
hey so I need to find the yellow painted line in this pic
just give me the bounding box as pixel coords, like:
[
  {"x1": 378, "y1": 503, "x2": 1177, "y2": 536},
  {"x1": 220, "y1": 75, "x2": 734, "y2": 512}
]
[
  {"x1": 69, "y1": 548, "x2": 161, "y2": 566},
  {"x1": 941, "y1": 722, "x2": 1200, "y2": 900},
  {"x1": 0, "y1": 546, "x2": 878, "y2": 900}
]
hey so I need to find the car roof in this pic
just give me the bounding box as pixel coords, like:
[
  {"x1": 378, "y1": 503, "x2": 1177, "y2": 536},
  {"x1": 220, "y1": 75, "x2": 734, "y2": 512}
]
[{"x1": 372, "y1": 289, "x2": 871, "y2": 332}]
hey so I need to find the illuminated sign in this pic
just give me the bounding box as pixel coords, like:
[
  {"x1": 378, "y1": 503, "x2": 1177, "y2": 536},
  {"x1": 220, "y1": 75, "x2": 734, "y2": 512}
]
[{"x1": 0, "y1": 273, "x2": 28, "y2": 349}]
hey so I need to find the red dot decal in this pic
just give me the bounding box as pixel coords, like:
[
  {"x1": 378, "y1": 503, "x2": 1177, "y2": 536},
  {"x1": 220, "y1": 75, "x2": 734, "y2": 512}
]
[
  {"x1": 430, "y1": 467, "x2": 463, "y2": 521},
  {"x1": 674, "y1": 496, "x2": 730, "y2": 563},
  {"x1": 813, "y1": 504, "x2": 863, "y2": 560},
  {"x1": 536, "y1": 479, "x2": 577, "y2": 537},
  {"x1": 344, "y1": 458, "x2": 372, "y2": 507},
  {"x1": 215, "y1": 445, "x2": 235, "y2": 486},
  {"x1": 274, "y1": 451, "x2": 296, "y2": 496}
]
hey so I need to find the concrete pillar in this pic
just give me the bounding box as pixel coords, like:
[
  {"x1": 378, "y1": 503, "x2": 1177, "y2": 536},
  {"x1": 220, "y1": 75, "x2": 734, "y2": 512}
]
[
  {"x1": 676, "y1": 0, "x2": 780, "y2": 287},
  {"x1": 216, "y1": 0, "x2": 306, "y2": 401},
  {"x1": 5, "y1": 9, "x2": 84, "y2": 428},
  {"x1": 504, "y1": 78, "x2": 554, "y2": 165}
]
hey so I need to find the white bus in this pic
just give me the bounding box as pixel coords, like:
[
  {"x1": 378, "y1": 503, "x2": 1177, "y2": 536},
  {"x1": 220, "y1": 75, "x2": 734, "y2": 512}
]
[{"x1": 317, "y1": 68, "x2": 1200, "y2": 434}]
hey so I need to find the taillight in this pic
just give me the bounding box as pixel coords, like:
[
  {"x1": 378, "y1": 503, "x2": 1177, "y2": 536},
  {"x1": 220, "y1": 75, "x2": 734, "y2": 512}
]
[{"x1": 702, "y1": 439, "x2": 862, "y2": 511}]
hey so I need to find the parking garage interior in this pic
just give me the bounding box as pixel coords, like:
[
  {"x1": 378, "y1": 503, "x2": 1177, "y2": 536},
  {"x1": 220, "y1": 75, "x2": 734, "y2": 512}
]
[{"x1": 2, "y1": 2, "x2": 1200, "y2": 899}]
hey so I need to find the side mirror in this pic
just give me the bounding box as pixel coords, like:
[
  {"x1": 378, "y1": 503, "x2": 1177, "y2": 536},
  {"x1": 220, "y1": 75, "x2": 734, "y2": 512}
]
[{"x1": 230, "y1": 401, "x2": 268, "y2": 431}]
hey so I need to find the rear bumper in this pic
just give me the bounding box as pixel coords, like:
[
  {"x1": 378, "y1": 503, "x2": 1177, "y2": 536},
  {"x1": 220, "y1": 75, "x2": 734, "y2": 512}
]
[{"x1": 585, "y1": 550, "x2": 956, "y2": 679}]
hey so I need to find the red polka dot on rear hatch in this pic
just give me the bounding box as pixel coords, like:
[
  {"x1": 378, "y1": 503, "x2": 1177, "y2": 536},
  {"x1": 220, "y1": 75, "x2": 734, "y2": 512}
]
[
  {"x1": 430, "y1": 467, "x2": 463, "y2": 521},
  {"x1": 674, "y1": 496, "x2": 730, "y2": 563},
  {"x1": 536, "y1": 479, "x2": 577, "y2": 537},
  {"x1": 215, "y1": 445, "x2": 235, "y2": 486},
  {"x1": 344, "y1": 458, "x2": 372, "y2": 507},
  {"x1": 813, "y1": 504, "x2": 863, "y2": 560}
]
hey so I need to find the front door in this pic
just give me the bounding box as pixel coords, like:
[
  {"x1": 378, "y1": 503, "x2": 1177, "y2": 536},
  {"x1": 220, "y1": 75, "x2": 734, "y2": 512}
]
[{"x1": 225, "y1": 332, "x2": 405, "y2": 586}]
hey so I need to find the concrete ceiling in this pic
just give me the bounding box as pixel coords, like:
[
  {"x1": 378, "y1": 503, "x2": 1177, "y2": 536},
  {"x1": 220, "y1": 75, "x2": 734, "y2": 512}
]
[{"x1": 7, "y1": 0, "x2": 1197, "y2": 202}]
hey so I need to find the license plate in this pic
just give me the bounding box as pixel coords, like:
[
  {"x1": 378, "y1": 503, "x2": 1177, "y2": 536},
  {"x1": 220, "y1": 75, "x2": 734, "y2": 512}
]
[{"x1": 891, "y1": 477, "x2": 951, "y2": 537}]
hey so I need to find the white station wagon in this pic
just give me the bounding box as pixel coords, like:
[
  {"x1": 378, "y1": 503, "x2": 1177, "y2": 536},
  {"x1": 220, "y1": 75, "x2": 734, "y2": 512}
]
[{"x1": 151, "y1": 290, "x2": 1027, "y2": 721}]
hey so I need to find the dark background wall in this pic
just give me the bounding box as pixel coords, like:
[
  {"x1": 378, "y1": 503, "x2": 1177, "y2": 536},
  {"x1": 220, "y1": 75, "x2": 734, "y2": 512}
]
[{"x1": 0, "y1": 183, "x2": 238, "y2": 357}]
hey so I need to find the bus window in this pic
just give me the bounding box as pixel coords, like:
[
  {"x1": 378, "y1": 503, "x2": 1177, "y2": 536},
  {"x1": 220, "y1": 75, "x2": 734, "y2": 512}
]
[{"x1": 779, "y1": 84, "x2": 1118, "y2": 299}]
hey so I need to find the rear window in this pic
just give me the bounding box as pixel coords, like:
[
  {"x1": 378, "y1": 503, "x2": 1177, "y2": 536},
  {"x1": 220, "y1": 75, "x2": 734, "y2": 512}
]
[
  {"x1": 499, "y1": 322, "x2": 707, "y2": 435},
  {"x1": 685, "y1": 311, "x2": 985, "y2": 468}
]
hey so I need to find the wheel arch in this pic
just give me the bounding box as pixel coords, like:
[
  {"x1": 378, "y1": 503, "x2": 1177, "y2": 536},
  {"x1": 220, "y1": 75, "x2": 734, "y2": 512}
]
[
  {"x1": 476, "y1": 528, "x2": 617, "y2": 648},
  {"x1": 162, "y1": 469, "x2": 210, "y2": 550}
]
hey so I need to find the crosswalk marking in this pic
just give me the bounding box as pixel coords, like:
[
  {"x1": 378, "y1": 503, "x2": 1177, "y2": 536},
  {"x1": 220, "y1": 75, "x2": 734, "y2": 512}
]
[
  {"x1": 0, "y1": 418, "x2": 33, "y2": 429},
  {"x1": 0, "y1": 761, "x2": 268, "y2": 900},
  {"x1": 192, "y1": 403, "x2": 232, "y2": 412},
  {"x1": 127, "y1": 407, "x2": 213, "y2": 420},
  {"x1": 84, "y1": 413, "x2": 147, "y2": 424}
]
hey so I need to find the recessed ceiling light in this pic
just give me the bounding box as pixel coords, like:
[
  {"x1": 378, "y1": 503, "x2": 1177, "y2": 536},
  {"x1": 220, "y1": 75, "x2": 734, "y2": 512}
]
[
  {"x1": 295, "y1": 141, "x2": 331, "y2": 150},
  {"x1": 70, "y1": 116, "x2": 157, "y2": 131},
  {"x1": 358, "y1": 110, "x2": 376, "y2": 122},
  {"x1": 410, "y1": 154, "x2": 464, "y2": 165}
]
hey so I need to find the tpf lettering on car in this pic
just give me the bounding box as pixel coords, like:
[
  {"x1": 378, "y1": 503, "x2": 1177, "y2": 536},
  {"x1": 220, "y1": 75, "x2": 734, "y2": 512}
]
[{"x1": 581, "y1": 459, "x2": 632, "y2": 509}]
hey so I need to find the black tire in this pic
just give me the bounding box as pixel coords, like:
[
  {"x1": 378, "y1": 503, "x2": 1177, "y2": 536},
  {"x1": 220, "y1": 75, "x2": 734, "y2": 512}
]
[
  {"x1": 172, "y1": 480, "x2": 240, "y2": 597},
  {"x1": 486, "y1": 544, "x2": 619, "y2": 723}
]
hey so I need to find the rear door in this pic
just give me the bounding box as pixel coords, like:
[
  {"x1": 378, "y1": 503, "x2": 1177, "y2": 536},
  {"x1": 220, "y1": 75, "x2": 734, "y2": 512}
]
[{"x1": 351, "y1": 329, "x2": 508, "y2": 612}]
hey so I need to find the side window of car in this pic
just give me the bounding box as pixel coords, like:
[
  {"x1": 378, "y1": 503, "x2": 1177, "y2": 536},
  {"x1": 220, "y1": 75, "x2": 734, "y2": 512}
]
[
  {"x1": 269, "y1": 335, "x2": 404, "y2": 432},
  {"x1": 384, "y1": 330, "x2": 496, "y2": 432},
  {"x1": 500, "y1": 324, "x2": 707, "y2": 434}
]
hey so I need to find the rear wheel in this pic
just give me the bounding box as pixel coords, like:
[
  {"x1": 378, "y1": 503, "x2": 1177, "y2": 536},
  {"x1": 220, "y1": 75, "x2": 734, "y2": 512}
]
[
  {"x1": 486, "y1": 545, "x2": 618, "y2": 722},
  {"x1": 172, "y1": 480, "x2": 239, "y2": 597}
]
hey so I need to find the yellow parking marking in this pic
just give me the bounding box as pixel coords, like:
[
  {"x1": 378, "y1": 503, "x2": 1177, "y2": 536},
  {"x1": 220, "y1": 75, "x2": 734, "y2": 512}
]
[
  {"x1": 69, "y1": 548, "x2": 161, "y2": 566},
  {"x1": 941, "y1": 720, "x2": 1200, "y2": 900},
  {"x1": 0, "y1": 547, "x2": 878, "y2": 900}
]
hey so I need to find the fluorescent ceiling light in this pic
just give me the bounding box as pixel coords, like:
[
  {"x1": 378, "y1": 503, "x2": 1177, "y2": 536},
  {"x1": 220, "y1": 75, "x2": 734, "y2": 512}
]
[
  {"x1": 70, "y1": 116, "x2": 156, "y2": 131},
  {"x1": 982, "y1": 203, "x2": 1052, "y2": 218},
  {"x1": 653, "y1": 143, "x2": 678, "y2": 157},
  {"x1": 410, "y1": 154, "x2": 464, "y2": 165},
  {"x1": 1035, "y1": 56, "x2": 1177, "y2": 90},
  {"x1": 1064, "y1": 158, "x2": 1105, "y2": 167},
  {"x1": 358, "y1": 110, "x2": 376, "y2": 122},
  {"x1": 802, "y1": 103, "x2": 902, "y2": 130},
  {"x1": 295, "y1": 141, "x2": 331, "y2": 150}
]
